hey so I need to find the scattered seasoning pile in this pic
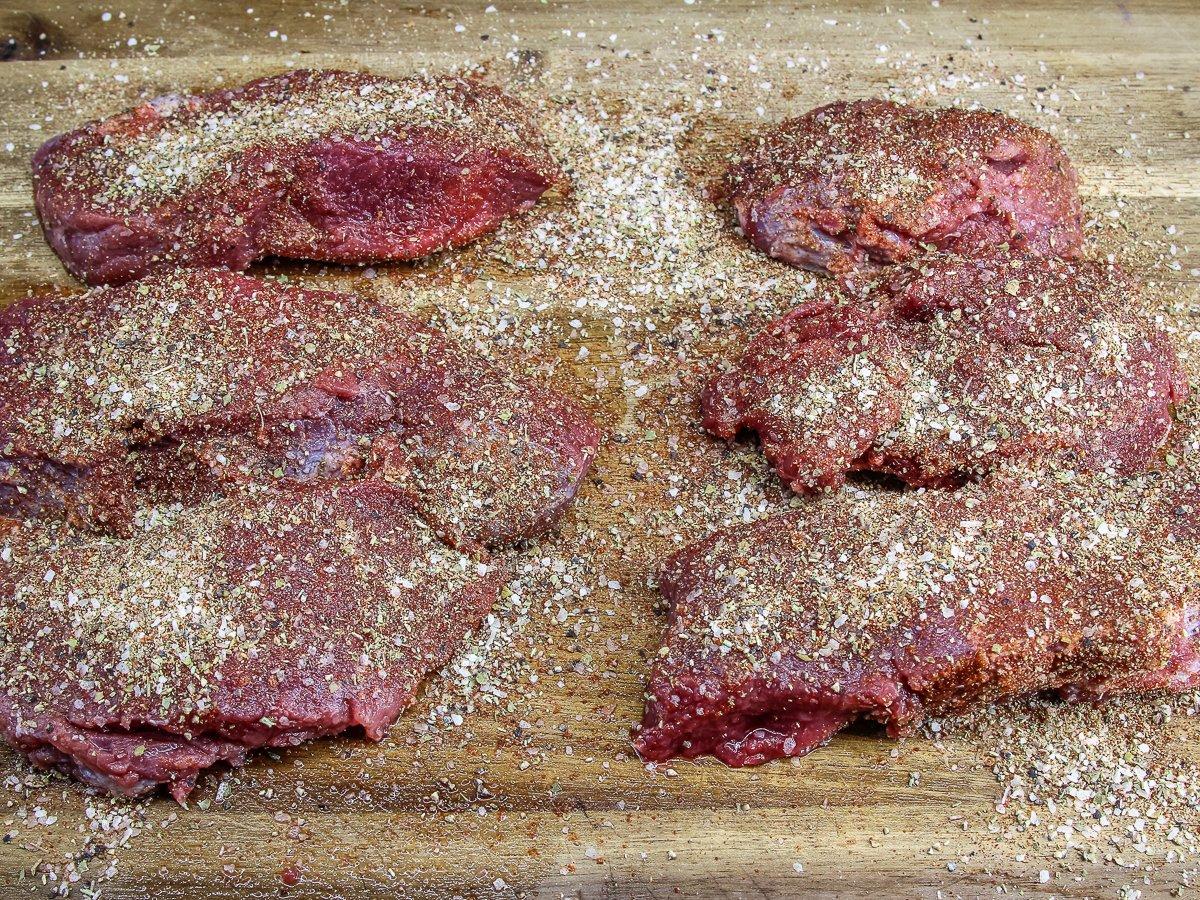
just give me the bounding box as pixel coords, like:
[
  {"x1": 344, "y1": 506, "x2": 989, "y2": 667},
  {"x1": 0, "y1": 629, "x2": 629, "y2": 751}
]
[
  {"x1": 2, "y1": 769, "x2": 169, "y2": 898},
  {"x1": 927, "y1": 691, "x2": 1200, "y2": 893}
]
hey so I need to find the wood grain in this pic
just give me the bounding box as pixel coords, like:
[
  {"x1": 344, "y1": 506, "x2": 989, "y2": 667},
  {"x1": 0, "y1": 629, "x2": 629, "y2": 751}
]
[{"x1": 0, "y1": 1, "x2": 1197, "y2": 897}]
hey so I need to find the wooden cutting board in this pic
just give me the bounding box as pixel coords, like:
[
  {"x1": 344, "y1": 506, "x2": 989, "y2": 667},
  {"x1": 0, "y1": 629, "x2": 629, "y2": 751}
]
[{"x1": 0, "y1": 2, "x2": 1197, "y2": 897}]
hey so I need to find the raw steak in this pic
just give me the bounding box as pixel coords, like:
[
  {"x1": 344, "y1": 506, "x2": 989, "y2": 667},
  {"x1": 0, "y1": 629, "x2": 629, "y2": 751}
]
[
  {"x1": 0, "y1": 269, "x2": 600, "y2": 548},
  {"x1": 724, "y1": 99, "x2": 1082, "y2": 276},
  {"x1": 635, "y1": 469, "x2": 1200, "y2": 767},
  {"x1": 702, "y1": 254, "x2": 1186, "y2": 492},
  {"x1": 33, "y1": 69, "x2": 562, "y2": 285},
  {"x1": 0, "y1": 482, "x2": 502, "y2": 800}
]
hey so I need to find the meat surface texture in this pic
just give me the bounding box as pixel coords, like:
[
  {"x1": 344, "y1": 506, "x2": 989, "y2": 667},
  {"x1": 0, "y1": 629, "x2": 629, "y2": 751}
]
[
  {"x1": 0, "y1": 269, "x2": 601, "y2": 549},
  {"x1": 702, "y1": 254, "x2": 1187, "y2": 493},
  {"x1": 724, "y1": 99, "x2": 1083, "y2": 276},
  {"x1": 0, "y1": 269, "x2": 600, "y2": 797},
  {"x1": 635, "y1": 469, "x2": 1200, "y2": 767},
  {"x1": 33, "y1": 69, "x2": 562, "y2": 285},
  {"x1": 0, "y1": 482, "x2": 502, "y2": 801}
]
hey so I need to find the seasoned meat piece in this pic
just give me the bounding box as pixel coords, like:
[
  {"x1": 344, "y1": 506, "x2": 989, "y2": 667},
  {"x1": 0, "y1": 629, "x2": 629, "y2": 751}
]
[
  {"x1": 0, "y1": 482, "x2": 502, "y2": 800},
  {"x1": 702, "y1": 254, "x2": 1187, "y2": 492},
  {"x1": 0, "y1": 269, "x2": 600, "y2": 548},
  {"x1": 725, "y1": 100, "x2": 1082, "y2": 276},
  {"x1": 635, "y1": 470, "x2": 1200, "y2": 767},
  {"x1": 33, "y1": 70, "x2": 562, "y2": 285}
]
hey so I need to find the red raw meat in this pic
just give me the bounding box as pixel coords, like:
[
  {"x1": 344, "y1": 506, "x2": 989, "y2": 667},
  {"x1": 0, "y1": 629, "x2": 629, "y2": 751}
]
[
  {"x1": 33, "y1": 70, "x2": 562, "y2": 285},
  {"x1": 635, "y1": 470, "x2": 1200, "y2": 767},
  {"x1": 0, "y1": 482, "x2": 502, "y2": 801},
  {"x1": 725, "y1": 100, "x2": 1082, "y2": 276},
  {"x1": 703, "y1": 254, "x2": 1186, "y2": 492},
  {"x1": 0, "y1": 269, "x2": 601, "y2": 549}
]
